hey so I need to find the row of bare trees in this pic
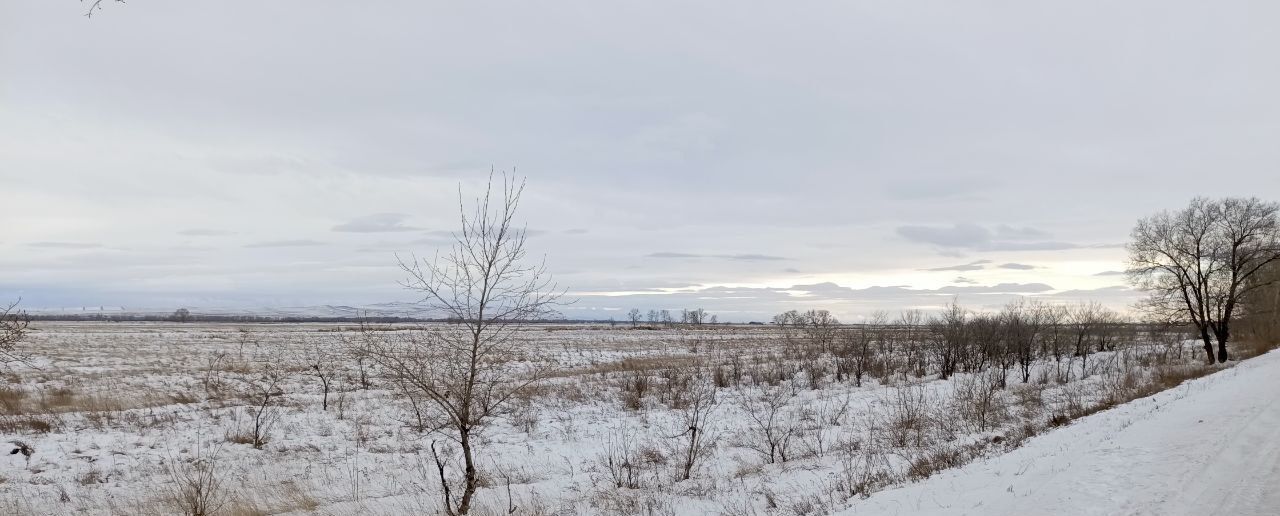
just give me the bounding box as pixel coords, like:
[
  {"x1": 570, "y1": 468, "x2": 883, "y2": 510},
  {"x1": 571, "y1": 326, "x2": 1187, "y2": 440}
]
[
  {"x1": 625, "y1": 307, "x2": 719, "y2": 328},
  {"x1": 774, "y1": 299, "x2": 1148, "y2": 392}
]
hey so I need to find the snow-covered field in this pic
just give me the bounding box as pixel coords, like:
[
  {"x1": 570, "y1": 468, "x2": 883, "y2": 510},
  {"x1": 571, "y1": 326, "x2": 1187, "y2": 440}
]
[{"x1": 0, "y1": 321, "x2": 1259, "y2": 515}]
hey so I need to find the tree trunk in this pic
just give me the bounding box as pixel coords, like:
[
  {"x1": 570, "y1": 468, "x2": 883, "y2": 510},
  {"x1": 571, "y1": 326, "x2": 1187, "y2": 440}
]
[
  {"x1": 457, "y1": 426, "x2": 477, "y2": 515},
  {"x1": 1199, "y1": 327, "x2": 1215, "y2": 363}
]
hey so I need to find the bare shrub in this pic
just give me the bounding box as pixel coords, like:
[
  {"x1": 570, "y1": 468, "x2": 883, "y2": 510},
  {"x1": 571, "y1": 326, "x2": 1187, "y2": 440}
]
[
  {"x1": 0, "y1": 300, "x2": 30, "y2": 367},
  {"x1": 671, "y1": 380, "x2": 719, "y2": 480},
  {"x1": 835, "y1": 432, "x2": 894, "y2": 499},
  {"x1": 881, "y1": 383, "x2": 933, "y2": 449},
  {"x1": 229, "y1": 355, "x2": 289, "y2": 449},
  {"x1": 594, "y1": 425, "x2": 644, "y2": 489},
  {"x1": 164, "y1": 439, "x2": 228, "y2": 516},
  {"x1": 297, "y1": 337, "x2": 340, "y2": 411},
  {"x1": 905, "y1": 444, "x2": 965, "y2": 481},
  {"x1": 619, "y1": 371, "x2": 651, "y2": 411},
  {"x1": 739, "y1": 387, "x2": 798, "y2": 464},
  {"x1": 951, "y1": 370, "x2": 1009, "y2": 432}
]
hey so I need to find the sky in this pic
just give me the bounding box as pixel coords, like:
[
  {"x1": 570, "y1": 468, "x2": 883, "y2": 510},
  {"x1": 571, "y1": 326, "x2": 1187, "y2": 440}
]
[{"x1": 2, "y1": 1, "x2": 1279, "y2": 322}]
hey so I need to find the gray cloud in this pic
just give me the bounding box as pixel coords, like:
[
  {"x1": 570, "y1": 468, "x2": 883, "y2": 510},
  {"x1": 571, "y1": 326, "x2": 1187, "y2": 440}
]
[
  {"x1": 28, "y1": 242, "x2": 104, "y2": 249},
  {"x1": 998, "y1": 263, "x2": 1038, "y2": 270},
  {"x1": 332, "y1": 213, "x2": 421, "y2": 233},
  {"x1": 646, "y1": 252, "x2": 787, "y2": 261},
  {"x1": 647, "y1": 252, "x2": 702, "y2": 259},
  {"x1": 1093, "y1": 270, "x2": 1126, "y2": 276},
  {"x1": 994, "y1": 225, "x2": 1051, "y2": 240},
  {"x1": 922, "y1": 259, "x2": 991, "y2": 272},
  {"x1": 243, "y1": 239, "x2": 327, "y2": 248},
  {"x1": 953, "y1": 276, "x2": 978, "y2": 284},
  {"x1": 896, "y1": 224, "x2": 1098, "y2": 252},
  {"x1": 897, "y1": 223, "x2": 993, "y2": 248},
  {"x1": 938, "y1": 282, "x2": 1055, "y2": 294},
  {"x1": 178, "y1": 229, "x2": 234, "y2": 236}
]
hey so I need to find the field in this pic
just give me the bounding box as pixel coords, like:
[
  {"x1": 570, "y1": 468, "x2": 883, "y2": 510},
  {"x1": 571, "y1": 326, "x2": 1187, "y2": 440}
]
[{"x1": 0, "y1": 319, "x2": 1245, "y2": 515}]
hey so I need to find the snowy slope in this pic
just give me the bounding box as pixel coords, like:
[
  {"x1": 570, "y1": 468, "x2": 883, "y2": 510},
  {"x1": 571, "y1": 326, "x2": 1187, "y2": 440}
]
[{"x1": 843, "y1": 349, "x2": 1280, "y2": 516}]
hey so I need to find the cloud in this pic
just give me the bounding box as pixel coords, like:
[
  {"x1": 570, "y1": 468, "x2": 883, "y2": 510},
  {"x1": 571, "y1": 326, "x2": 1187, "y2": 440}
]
[
  {"x1": 332, "y1": 213, "x2": 421, "y2": 233},
  {"x1": 645, "y1": 252, "x2": 787, "y2": 261},
  {"x1": 722, "y1": 254, "x2": 786, "y2": 261},
  {"x1": 953, "y1": 276, "x2": 978, "y2": 284},
  {"x1": 1093, "y1": 270, "x2": 1126, "y2": 276},
  {"x1": 897, "y1": 223, "x2": 992, "y2": 248},
  {"x1": 178, "y1": 229, "x2": 234, "y2": 236},
  {"x1": 998, "y1": 262, "x2": 1037, "y2": 270},
  {"x1": 243, "y1": 239, "x2": 327, "y2": 248},
  {"x1": 921, "y1": 259, "x2": 991, "y2": 272},
  {"x1": 896, "y1": 223, "x2": 1097, "y2": 252},
  {"x1": 27, "y1": 242, "x2": 104, "y2": 249},
  {"x1": 647, "y1": 252, "x2": 703, "y2": 259},
  {"x1": 993, "y1": 225, "x2": 1051, "y2": 240},
  {"x1": 938, "y1": 282, "x2": 1055, "y2": 294},
  {"x1": 563, "y1": 228, "x2": 589, "y2": 235}
]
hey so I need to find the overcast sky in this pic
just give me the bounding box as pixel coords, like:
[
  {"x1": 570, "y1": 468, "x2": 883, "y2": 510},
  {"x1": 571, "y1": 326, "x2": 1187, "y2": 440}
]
[{"x1": 2, "y1": 1, "x2": 1279, "y2": 321}]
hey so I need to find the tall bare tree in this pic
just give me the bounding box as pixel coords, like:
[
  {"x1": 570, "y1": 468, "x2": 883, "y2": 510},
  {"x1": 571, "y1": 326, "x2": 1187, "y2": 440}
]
[
  {"x1": 371, "y1": 174, "x2": 562, "y2": 515},
  {"x1": 1128, "y1": 197, "x2": 1280, "y2": 362}
]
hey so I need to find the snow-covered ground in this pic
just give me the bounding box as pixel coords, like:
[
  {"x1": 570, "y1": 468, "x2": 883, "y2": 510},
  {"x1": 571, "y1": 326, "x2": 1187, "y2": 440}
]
[
  {"x1": 0, "y1": 321, "x2": 1263, "y2": 515},
  {"x1": 847, "y1": 348, "x2": 1280, "y2": 516}
]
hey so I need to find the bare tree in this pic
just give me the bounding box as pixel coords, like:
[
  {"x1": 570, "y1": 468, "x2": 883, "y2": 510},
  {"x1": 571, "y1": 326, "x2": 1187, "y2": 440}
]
[
  {"x1": 234, "y1": 353, "x2": 289, "y2": 450},
  {"x1": 1068, "y1": 302, "x2": 1106, "y2": 379},
  {"x1": 299, "y1": 337, "x2": 340, "y2": 411},
  {"x1": 1128, "y1": 197, "x2": 1280, "y2": 362},
  {"x1": 173, "y1": 308, "x2": 192, "y2": 323},
  {"x1": 371, "y1": 173, "x2": 562, "y2": 516},
  {"x1": 1, "y1": 300, "x2": 30, "y2": 367},
  {"x1": 929, "y1": 300, "x2": 968, "y2": 380},
  {"x1": 672, "y1": 380, "x2": 719, "y2": 480},
  {"x1": 627, "y1": 308, "x2": 642, "y2": 328}
]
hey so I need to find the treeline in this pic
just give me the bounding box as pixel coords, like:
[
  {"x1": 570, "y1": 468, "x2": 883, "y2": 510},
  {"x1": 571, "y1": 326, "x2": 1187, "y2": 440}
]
[{"x1": 767, "y1": 300, "x2": 1191, "y2": 389}]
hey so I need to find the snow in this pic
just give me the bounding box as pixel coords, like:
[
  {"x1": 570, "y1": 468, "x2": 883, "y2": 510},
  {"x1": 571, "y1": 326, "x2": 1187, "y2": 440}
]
[
  {"x1": 2, "y1": 322, "x2": 1273, "y2": 515},
  {"x1": 845, "y1": 349, "x2": 1280, "y2": 516}
]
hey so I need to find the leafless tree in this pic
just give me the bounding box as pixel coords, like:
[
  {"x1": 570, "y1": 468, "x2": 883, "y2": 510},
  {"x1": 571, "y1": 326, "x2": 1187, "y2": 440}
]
[
  {"x1": 1, "y1": 300, "x2": 30, "y2": 367},
  {"x1": 1003, "y1": 299, "x2": 1046, "y2": 384},
  {"x1": 671, "y1": 380, "x2": 719, "y2": 480},
  {"x1": 929, "y1": 300, "x2": 968, "y2": 380},
  {"x1": 1128, "y1": 197, "x2": 1280, "y2": 362},
  {"x1": 173, "y1": 308, "x2": 192, "y2": 323},
  {"x1": 370, "y1": 173, "x2": 562, "y2": 516},
  {"x1": 627, "y1": 308, "x2": 642, "y2": 328},
  {"x1": 234, "y1": 353, "x2": 289, "y2": 450},
  {"x1": 1068, "y1": 302, "x2": 1106, "y2": 379},
  {"x1": 836, "y1": 313, "x2": 883, "y2": 387},
  {"x1": 299, "y1": 337, "x2": 340, "y2": 411}
]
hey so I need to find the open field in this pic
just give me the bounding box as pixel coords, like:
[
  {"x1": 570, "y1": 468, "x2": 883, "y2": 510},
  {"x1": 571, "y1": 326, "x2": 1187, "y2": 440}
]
[{"x1": 0, "y1": 320, "x2": 1263, "y2": 515}]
